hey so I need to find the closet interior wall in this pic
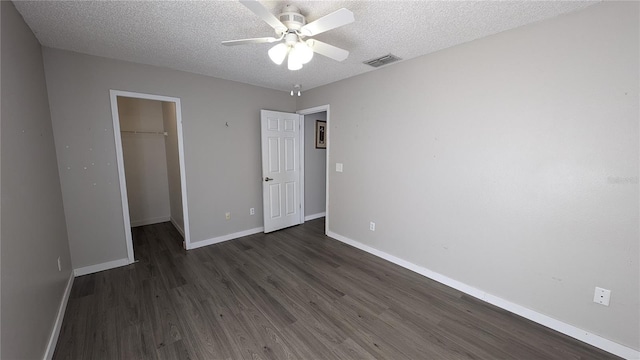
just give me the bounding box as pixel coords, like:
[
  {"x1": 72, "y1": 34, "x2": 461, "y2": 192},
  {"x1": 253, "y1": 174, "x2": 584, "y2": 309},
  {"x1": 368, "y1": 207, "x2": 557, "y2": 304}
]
[
  {"x1": 304, "y1": 111, "x2": 327, "y2": 218},
  {"x1": 117, "y1": 97, "x2": 183, "y2": 233}
]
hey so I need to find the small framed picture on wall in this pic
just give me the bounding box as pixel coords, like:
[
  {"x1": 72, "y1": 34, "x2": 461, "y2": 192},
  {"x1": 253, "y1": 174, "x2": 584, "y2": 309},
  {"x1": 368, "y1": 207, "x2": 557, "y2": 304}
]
[{"x1": 316, "y1": 120, "x2": 327, "y2": 149}]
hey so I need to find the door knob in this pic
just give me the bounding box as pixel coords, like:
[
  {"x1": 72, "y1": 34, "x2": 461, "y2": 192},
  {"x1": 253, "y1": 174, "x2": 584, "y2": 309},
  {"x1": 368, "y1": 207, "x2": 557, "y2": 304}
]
[{"x1": 264, "y1": 177, "x2": 274, "y2": 182}]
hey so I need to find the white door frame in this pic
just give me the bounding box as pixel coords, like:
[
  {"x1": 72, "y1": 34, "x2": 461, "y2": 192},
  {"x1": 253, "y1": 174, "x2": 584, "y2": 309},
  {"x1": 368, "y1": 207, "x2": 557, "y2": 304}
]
[
  {"x1": 297, "y1": 104, "x2": 330, "y2": 235},
  {"x1": 109, "y1": 90, "x2": 192, "y2": 263}
]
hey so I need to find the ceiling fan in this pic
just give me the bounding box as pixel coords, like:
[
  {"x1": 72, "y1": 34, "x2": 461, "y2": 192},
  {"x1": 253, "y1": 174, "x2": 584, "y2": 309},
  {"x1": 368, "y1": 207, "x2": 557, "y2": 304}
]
[{"x1": 222, "y1": 0, "x2": 355, "y2": 70}]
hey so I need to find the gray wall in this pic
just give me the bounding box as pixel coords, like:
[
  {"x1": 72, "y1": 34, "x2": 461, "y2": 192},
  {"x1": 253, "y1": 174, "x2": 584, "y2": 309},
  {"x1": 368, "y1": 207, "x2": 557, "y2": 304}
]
[
  {"x1": 42, "y1": 48, "x2": 296, "y2": 269},
  {"x1": 298, "y1": 1, "x2": 639, "y2": 350},
  {"x1": 1, "y1": 2, "x2": 73, "y2": 358},
  {"x1": 118, "y1": 97, "x2": 171, "y2": 226},
  {"x1": 304, "y1": 111, "x2": 327, "y2": 216},
  {"x1": 162, "y1": 101, "x2": 184, "y2": 233}
]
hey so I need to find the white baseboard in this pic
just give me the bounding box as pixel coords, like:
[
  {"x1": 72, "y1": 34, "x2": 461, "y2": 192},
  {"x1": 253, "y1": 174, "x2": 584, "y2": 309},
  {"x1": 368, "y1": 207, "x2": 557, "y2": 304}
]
[
  {"x1": 73, "y1": 258, "x2": 130, "y2": 277},
  {"x1": 170, "y1": 217, "x2": 185, "y2": 237},
  {"x1": 326, "y1": 231, "x2": 639, "y2": 360},
  {"x1": 43, "y1": 272, "x2": 74, "y2": 360},
  {"x1": 305, "y1": 212, "x2": 326, "y2": 221},
  {"x1": 130, "y1": 216, "x2": 171, "y2": 227},
  {"x1": 188, "y1": 227, "x2": 264, "y2": 250}
]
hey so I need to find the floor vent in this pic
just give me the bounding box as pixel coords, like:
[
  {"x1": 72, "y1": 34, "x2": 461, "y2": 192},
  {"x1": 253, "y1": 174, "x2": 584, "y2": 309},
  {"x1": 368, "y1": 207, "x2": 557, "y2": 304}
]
[{"x1": 363, "y1": 54, "x2": 402, "y2": 68}]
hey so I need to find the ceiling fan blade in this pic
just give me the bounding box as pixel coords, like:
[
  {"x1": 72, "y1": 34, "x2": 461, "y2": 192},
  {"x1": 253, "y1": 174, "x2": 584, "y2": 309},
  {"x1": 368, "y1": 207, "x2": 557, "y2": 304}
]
[
  {"x1": 239, "y1": 0, "x2": 287, "y2": 33},
  {"x1": 222, "y1": 37, "x2": 279, "y2": 46},
  {"x1": 300, "y1": 8, "x2": 354, "y2": 36},
  {"x1": 307, "y1": 39, "x2": 349, "y2": 62}
]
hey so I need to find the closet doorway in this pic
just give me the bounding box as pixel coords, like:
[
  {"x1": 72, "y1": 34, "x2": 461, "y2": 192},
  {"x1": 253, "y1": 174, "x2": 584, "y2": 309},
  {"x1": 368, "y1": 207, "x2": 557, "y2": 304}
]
[
  {"x1": 298, "y1": 105, "x2": 329, "y2": 234},
  {"x1": 110, "y1": 90, "x2": 191, "y2": 263}
]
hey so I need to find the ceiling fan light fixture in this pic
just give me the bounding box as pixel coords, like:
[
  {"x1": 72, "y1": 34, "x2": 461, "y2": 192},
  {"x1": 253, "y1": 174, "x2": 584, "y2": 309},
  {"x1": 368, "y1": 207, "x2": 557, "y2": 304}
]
[
  {"x1": 268, "y1": 43, "x2": 288, "y2": 65},
  {"x1": 291, "y1": 84, "x2": 302, "y2": 96},
  {"x1": 294, "y1": 41, "x2": 313, "y2": 64},
  {"x1": 287, "y1": 48, "x2": 303, "y2": 70}
]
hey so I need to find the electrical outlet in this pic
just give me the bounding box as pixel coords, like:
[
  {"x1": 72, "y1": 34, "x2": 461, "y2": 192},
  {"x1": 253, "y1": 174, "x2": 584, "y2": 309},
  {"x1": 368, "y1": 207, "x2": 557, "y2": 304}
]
[
  {"x1": 225, "y1": 212, "x2": 231, "y2": 220},
  {"x1": 57, "y1": 257, "x2": 62, "y2": 272},
  {"x1": 593, "y1": 287, "x2": 611, "y2": 306},
  {"x1": 369, "y1": 222, "x2": 375, "y2": 231},
  {"x1": 250, "y1": 208, "x2": 255, "y2": 215}
]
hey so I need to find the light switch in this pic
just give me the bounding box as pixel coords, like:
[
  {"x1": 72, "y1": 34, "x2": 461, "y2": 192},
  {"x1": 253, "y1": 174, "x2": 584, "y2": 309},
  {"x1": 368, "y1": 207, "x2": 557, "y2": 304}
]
[{"x1": 336, "y1": 163, "x2": 343, "y2": 172}]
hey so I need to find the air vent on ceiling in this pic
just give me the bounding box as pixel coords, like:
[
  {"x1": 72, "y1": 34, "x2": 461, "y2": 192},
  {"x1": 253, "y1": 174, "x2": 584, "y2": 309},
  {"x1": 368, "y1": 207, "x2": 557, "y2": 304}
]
[{"x1": 363, "y1": 54, "x2": 402, "y2": 68}]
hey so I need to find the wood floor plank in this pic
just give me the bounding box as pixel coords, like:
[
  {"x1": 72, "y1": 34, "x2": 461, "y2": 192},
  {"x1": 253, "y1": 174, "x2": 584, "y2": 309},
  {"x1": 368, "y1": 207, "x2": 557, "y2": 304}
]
[
  {"x1": 238, "y1": 306, "x2": 300, "y2": 360},
  {"x1": 82, "y1": 306, "x2": 119, "y2": 360},
  {"x1": 281, "y1": 321, "x2": 338, "y2": 359},
  {"x1": 167, "y1": 284, "x2": 229, "y2": 360},
  {"x1": 199, "y1": 299, "x2": 257, "y2": 360},
  {"x1": 118, "y1": 321, "x2": 158, "y2": 360},
  {"x1": 53, "y1": 220, "x2": 621, "y2": 360},
  {"x1": 255, "y1": 276, "x2": 350, "y2": 347},
  {"x1": 52, "y1": 294, "x2": 93, "y2": 359},
  {"x1": 141, "y1": 277, "x2": 183, "y2": 350},
  {"x1": 116, "y1": 268, "x2": 144, "y2": 328},
  {"x1": 284, "y1": 320, "x2": 357, "y2": 359},
  {"x1": 336, "y1": 337, "x2": 379, "y2": 360},
  {"x1": 156, "y1": 339, "x2": 192, "y2": 360}
]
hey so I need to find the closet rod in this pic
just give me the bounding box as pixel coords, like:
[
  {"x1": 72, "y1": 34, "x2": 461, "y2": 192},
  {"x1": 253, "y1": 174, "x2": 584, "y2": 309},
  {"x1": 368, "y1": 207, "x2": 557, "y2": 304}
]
[{"x1": 121, "y1": 130, "x2": 168, "y2": 136}]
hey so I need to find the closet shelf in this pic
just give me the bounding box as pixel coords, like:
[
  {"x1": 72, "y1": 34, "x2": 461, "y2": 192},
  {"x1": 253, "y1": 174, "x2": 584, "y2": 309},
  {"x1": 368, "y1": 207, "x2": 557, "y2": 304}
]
[{"x1": 121, "y1": 130, "x2": 168, "y2": 136}]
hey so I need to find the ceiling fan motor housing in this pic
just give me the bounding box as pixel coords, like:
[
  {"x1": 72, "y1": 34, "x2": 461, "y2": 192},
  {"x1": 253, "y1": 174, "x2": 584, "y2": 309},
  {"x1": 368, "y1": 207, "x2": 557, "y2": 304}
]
[{"x1": 278, "y1": 5, "x2": 306, "y2": 32}]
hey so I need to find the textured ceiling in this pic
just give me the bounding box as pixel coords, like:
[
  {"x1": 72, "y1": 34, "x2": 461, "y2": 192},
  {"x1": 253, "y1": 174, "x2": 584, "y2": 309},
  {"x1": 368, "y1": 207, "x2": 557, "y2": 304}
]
[{"x1": 14, "y1": 0, "x2": 597, "y2": 92}]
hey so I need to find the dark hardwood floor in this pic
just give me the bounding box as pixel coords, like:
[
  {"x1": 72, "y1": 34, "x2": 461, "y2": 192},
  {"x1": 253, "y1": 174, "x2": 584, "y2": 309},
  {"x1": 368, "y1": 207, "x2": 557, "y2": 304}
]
[{"x1": 53, "y1": 219, "x2": 618, "y2": 359}]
